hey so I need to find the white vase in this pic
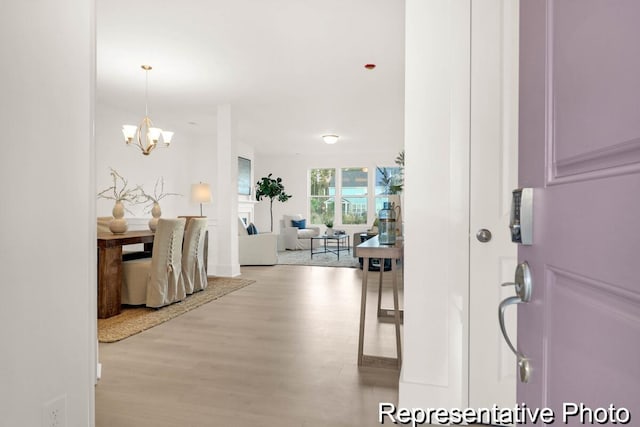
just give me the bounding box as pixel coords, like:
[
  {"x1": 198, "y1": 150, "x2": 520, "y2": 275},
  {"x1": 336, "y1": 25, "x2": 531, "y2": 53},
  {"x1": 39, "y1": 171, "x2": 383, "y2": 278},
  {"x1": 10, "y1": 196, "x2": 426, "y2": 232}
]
[
  {"x1": 326, "y1": 227, "x2": 334, "y2": 236},
  {"x1": 109, "y1": 200, "x2": 128, "y2": 234},
  {"x1": 148, "y1": 202, "x2": 161, "y2": 231}
]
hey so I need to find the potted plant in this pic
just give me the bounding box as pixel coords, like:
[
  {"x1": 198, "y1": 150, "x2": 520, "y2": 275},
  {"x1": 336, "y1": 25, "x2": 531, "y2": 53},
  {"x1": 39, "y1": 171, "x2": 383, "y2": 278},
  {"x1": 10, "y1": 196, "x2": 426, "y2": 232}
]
[
  {"x1": 97, "y1": 168, "x2": 144, "y2": 234},
  {"x1": 255, "y1": 173, "x2": 292, "y2": 232},
  {"x1": 140, "y1": 177, "x2": 182, "y2": 231},
  {"x1": 324, "y1": 219, "x2": 334, "y2": 236}
]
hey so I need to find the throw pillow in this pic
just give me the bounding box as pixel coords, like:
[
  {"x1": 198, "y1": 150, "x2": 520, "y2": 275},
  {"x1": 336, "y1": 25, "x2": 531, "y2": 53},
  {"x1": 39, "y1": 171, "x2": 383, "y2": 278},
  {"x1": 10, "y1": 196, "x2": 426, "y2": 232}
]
[
  {"x1": 291, "y1": 218, "x2": 306, "y2": 229},
  {"x1": 247, "y1": 223, "x2": 258, "y2": 235},
  {"x1": 238, "y1": 217, "x2": 249, "y2": 236}
]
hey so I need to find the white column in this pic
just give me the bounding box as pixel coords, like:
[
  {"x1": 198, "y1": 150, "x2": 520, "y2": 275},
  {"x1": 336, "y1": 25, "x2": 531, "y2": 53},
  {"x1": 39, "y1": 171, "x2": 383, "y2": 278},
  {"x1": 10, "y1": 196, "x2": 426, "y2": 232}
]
[
  {"x1": 400, "y1": 0, "x2": 471, "y2": 411},
  {"x1": 212, "y1": 104, "x2": 240, "y2": 276}
]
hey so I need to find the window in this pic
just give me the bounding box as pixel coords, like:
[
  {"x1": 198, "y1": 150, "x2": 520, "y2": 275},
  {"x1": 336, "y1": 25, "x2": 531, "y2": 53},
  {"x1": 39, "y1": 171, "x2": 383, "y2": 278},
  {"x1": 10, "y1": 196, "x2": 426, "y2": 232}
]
[
  {"x1": 308, "y1": 165, "x2": 402, "y2": 226},
  {"x1": 309, "y1": 168, "x2": 335, "y2": 225},
  {"x1": 375, "y1": 166, "x2": 402, "y2": 213},
  {"x1": 341, "y1": 167, "x2": 368, "y2": 225}
]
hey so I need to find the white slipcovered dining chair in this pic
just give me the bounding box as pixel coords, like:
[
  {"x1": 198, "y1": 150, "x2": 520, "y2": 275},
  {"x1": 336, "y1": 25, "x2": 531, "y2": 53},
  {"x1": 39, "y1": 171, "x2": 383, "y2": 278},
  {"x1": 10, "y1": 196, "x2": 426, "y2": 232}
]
[
  {"x1": 122, "y1": 218, "x2": 186, "y2": 308},
  {"x1": 181, "y1": 217, "x2": 208, "y2": 294},
  {"x1": 97, "y1": 216, "x2": 111, "y2": 233}
]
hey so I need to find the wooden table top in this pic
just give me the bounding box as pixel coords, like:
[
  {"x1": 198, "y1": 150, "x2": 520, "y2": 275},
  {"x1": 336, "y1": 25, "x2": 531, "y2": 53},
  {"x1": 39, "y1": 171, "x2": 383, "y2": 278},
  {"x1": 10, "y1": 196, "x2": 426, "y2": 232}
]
[
  {"x1": 97, "y1": 230, "x2": 155, "y2": 248},
  {"x1": 355, "y1": 235, "x2": 403, "y2": 259}
]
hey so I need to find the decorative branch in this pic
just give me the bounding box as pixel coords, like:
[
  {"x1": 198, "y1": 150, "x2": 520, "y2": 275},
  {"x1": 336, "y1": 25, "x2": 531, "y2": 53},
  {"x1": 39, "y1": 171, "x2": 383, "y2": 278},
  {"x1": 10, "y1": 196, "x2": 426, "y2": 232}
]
[
  {"x1": 97, "y1": 168, "x2": 145, "y2": 214},
  {"x1": 140, "y1": 177, "x2": 182, "y2": 212}
]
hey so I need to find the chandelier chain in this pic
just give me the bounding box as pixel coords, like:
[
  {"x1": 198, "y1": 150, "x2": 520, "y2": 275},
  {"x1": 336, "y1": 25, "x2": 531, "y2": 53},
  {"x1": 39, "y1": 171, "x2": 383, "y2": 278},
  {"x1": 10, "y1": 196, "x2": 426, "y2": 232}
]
[{"x1": 145, "y1": 68, "x2": 149, "y2": 117}]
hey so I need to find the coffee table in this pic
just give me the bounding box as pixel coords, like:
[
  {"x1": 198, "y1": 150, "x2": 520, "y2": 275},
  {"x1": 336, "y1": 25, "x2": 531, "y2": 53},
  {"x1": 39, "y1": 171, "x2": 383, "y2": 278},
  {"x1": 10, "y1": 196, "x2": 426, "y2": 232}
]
[{"x1": 310, "y1": 234, "x2": 350, "y2": 260}]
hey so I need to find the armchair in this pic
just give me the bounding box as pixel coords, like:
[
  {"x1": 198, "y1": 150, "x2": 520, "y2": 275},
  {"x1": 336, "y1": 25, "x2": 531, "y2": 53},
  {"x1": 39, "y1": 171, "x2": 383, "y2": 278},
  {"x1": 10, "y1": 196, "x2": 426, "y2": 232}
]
[
  {"x1": 280, "y1": 214, "x2": 320, "y2": 250},
  {"x1": 238, "y1": 218, "x2": 277, "y2": 265}
]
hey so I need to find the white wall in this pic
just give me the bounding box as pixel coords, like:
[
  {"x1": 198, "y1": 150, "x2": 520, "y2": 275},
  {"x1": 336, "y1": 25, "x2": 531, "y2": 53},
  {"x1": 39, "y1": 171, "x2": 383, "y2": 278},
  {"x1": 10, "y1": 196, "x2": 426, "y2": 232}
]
[
  {"x1": 95, "y1": 101, "x2": 216, "y2": 219},
  {"x1": 254, "y1": 149, "x2": 402, "y2": 236},
  {"x1": 0, "y1": 0, "x2": 96, "y2": 425},
  {"x1": 400, "y1": 0, "x2": 471, "y2": 410}
]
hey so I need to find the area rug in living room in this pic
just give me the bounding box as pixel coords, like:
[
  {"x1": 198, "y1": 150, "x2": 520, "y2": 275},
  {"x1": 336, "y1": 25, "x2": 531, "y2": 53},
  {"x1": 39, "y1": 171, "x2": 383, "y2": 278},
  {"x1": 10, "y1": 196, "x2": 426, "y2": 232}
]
[
  {"x1": 277, "y1": 249, "x2": 360, "y2": 268},
  {"x1": 98, "y1": 276, "x2": 255, "y2": 343}
]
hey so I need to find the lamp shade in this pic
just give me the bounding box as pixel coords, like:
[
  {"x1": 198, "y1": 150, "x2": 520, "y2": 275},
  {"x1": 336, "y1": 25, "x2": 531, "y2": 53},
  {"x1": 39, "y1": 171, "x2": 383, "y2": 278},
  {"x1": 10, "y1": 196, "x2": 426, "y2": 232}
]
[
  {"x1": 148, "y1": 127, "x2": 162, "y2": 144},
  {"x1": 162, "y1": 130, "x2": 174, "y2": 145},
  {"x1": 191, "y1": 183, "x2": 212, "y2": 204},
  {"x1": 122, "y1": 125, "x2": 137, "y2": 140}
]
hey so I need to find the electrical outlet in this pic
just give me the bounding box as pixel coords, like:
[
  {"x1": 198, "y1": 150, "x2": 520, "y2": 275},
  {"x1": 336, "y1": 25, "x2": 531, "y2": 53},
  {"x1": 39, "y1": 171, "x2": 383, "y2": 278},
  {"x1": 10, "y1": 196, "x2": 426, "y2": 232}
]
[{"x1": 43, "y1": 395, "x2": 67, "y2": 427}]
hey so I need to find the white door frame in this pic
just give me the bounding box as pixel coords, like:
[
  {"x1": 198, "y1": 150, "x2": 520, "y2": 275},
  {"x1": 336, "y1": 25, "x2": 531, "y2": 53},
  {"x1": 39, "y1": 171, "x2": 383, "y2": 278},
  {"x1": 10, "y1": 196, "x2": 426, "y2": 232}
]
[
  {"x1": 400, "y1": 0, "x2": 472, "y2": 409},
  {"x1": 401, "y1": 0, "x2": 518, "y2": 410},
  {"x1": 468, "y1": 0, "x2": 519, "y2": 409}
]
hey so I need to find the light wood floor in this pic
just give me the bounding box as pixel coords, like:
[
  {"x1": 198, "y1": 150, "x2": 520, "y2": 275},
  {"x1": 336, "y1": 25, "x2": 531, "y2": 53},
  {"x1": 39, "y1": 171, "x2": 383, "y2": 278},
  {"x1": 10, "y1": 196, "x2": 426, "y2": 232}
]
[{"x1": 96, "y1": 264, "x2": 403, "y2": 426}]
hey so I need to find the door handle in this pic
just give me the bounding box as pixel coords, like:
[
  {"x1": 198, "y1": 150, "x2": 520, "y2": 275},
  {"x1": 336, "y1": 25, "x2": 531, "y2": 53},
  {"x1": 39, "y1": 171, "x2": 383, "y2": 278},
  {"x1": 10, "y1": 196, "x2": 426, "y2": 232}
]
[
  {"x1": 498, "y1": 262, "x2": 533, "y2": 383},
  {"x1": 498, "y1": 296, "x2": 523, "y2": 358}
]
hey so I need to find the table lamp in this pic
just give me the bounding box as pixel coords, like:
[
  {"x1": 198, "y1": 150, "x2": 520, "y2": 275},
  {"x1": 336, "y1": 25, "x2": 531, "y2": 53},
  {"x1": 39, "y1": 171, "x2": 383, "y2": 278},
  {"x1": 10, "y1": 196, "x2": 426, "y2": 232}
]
[{"x1": 191, "y1": 182, "x2": 212, "y2": 216}]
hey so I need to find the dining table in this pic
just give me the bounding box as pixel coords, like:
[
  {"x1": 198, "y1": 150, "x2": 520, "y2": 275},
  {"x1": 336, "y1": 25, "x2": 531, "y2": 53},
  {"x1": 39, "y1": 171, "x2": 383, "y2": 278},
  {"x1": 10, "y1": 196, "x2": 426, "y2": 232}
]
[{"x1": 97, "y1": 230, "x2": 154, "y2": 318}]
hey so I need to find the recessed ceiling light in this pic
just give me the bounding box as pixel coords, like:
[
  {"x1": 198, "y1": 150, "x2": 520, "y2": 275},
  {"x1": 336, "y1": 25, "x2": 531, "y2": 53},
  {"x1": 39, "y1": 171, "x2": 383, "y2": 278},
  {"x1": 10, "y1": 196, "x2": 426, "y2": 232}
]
[{"x1": 322, "y1": 134, "x2": 339, "y2": 144}]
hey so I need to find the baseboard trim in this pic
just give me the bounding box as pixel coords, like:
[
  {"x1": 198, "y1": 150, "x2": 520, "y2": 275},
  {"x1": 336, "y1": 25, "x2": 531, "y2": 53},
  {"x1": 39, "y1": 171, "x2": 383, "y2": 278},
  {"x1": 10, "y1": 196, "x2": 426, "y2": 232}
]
[{"x1": 211, "y1": 263, "x2": 241, "y2": 277}]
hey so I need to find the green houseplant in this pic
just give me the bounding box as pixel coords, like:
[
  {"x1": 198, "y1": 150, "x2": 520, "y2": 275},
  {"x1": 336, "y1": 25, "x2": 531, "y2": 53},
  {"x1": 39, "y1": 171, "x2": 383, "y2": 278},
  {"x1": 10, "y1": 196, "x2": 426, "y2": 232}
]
[
  {"x1": 255, "y1": 173, "x2": 292, "y2": 232},
  {"x1": 324, "y1": 219, "x2": 334, "y2": 235}
]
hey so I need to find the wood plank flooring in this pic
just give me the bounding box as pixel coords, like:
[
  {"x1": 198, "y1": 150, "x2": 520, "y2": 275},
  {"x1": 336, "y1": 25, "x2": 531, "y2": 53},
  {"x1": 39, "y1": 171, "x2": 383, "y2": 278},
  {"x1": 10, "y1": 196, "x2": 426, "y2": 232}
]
[{"x1": 96, "y1": 264, "x2": 403, "y2": 426}]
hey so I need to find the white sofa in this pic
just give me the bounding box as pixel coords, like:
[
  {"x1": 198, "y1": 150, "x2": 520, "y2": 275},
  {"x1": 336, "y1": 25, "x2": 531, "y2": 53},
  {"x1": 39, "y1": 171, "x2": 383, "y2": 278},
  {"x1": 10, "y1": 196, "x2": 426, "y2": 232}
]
[
  {"x1": 238, "y1": 218, "x2": 277, "y2": 265},
  {"x1": 280, "y1": 214, "x2": 320, "y2": 250}
]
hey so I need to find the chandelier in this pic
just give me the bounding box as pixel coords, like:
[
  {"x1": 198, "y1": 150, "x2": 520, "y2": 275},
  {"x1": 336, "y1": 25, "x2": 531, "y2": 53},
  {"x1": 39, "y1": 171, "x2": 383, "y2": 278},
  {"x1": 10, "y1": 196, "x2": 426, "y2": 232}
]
[{"x1": 122, "y1": 65, "x2": 174, "y2": 156}]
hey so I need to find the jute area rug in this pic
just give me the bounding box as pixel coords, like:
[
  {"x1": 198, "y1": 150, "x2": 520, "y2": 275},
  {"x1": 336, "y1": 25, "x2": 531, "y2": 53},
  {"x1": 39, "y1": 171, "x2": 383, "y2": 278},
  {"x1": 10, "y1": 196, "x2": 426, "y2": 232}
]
[{"x1": 98, "y1": 276, "x2": 255, "y2": 343}]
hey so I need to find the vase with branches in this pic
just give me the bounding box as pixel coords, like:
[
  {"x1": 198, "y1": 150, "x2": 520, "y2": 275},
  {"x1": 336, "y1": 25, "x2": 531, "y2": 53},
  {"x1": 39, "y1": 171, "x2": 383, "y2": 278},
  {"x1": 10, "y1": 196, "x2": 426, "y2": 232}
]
[
  {"x1": 255, "y1": 173, "x2": 292, "y2": 232},
  {"x1": 140, "y1": 177, "x2": 182, "y2": 231},
  {"x1": 97, "y1": 168, "x2": 144, "y2": 234}
]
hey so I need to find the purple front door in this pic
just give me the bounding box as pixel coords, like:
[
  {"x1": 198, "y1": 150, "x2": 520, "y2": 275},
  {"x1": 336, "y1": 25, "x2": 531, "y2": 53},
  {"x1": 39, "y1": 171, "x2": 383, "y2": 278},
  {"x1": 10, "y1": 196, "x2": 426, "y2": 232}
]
[{"x1": 518, "y1": 0, "x2": 640, "y2": 422}]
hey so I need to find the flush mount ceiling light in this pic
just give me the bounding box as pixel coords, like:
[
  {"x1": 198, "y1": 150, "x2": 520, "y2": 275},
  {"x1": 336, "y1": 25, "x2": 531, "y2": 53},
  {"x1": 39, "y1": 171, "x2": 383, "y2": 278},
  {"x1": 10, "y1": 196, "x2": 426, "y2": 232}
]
[
  {"x1": 322, "y1": 134, "x2": 339, "y2": 145},
  {"x1": 122, "y1": 65, "x2": 174, "y2": 156}
]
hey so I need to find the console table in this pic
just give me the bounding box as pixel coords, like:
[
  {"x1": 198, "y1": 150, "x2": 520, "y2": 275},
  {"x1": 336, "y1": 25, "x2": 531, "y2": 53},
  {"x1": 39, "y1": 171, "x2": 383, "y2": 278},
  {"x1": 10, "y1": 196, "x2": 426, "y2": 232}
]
[
  {"x1": 97, "y1": 231, "x2": 154, "y2": 318},
  {"x1": 356, "y1": 235, "x2": 403, "y2": 368}
]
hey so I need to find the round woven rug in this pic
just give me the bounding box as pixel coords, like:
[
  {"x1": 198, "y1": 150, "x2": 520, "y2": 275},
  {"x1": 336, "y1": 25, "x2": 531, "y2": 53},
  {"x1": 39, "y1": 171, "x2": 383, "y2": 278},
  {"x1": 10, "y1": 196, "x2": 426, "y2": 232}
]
[{"x1": 98, "y1": 276, "x2": 255, "y2": 343}]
